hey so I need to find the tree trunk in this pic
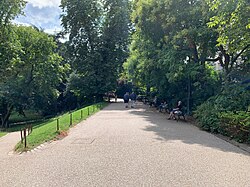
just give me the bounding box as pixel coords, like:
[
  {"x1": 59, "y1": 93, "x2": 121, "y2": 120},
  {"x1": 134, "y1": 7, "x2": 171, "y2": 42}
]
[
  {"x1": 0, "y1": 102, "x2": 13, "y2": 129},
  {"x1": 187, "y1": 36, "x2": 199, "y2": 63},
  {"x1": 187, "y1": 76, "x2": 191, "y2": 115},
  {"x1": 219, "y1": 45, "x2": 231, "y2": 76}
]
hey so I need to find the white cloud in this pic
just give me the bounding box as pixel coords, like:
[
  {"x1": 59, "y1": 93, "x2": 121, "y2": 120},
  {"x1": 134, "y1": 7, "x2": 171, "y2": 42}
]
[
  {"x1": 14, "y1": 2, "x2": 63, "y2": 33},
  {"x1": 14, "y1": 1, "x2": 65, "y2": 37},
  {"x1": 27, "y1": 0, "x2": 61, "y2": 9}
]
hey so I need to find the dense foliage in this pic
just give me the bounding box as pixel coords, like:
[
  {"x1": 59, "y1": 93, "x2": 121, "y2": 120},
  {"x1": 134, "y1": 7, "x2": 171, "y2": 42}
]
[
  {"x1": 124, "y1": 0, "x2": 249, "y2": 142},
  {"x1": 0, "y1": 0, "x2": 249, "y2": 144},
  {"x1": 0, "y1": 1, "x2": 65, "y2": 128},
  {"x1": 61, "y1": 0, "x2": 130, "y2": 101},
  {"x1": 124, "y1": 0, "x2": 222, "y2": 112},
  {"x1": 0, "y1": 25, "x2": 64, "y2": 128},
  {"x1": 220, "y1": 111, "x2": 250, "y2": 143},
  {"x1": 0, "y1": 0, "x2": 131, "y2": 128}
]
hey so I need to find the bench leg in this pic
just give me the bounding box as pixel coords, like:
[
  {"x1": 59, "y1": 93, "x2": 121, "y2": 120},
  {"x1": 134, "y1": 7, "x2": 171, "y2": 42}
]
[{"x1": 176, "y1": 114, "x2": 185, "y2": 122}]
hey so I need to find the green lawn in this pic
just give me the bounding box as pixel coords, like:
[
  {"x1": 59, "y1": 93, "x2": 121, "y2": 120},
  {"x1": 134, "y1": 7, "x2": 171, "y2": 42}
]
[
  {"x1": 15, "y1": 102, "x2": 108, "y2": 152},
  {"x1": 0, "y1": 132, "x2": 7, "y2": 138},
  {"x1": 9, "y1": 110, "x2": 43, "y2": 124}
]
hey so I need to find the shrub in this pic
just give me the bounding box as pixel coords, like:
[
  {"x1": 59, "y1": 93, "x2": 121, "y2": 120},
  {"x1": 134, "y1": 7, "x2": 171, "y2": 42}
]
[
  {"x1": 194, "y1": 99, "x2": 221, "y2": 132},
  {"x1": 194, "y1": 82, "x2": 250, "y2": 142},
  {"x1": 219, "y1": 111, "x2": 250, "y2": 143},
  {"x1": 214, "y1": 84, "x2": 250, "y2": 112}
]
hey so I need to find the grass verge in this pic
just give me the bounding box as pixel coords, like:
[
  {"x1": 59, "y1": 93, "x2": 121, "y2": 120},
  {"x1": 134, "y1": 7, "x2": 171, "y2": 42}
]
[
  {"x1": 15, "y1": 102, "x2": 108, "y2": 152},
  {"x1": 0, "y1": 132, "x2": 7, "y2": 138}
]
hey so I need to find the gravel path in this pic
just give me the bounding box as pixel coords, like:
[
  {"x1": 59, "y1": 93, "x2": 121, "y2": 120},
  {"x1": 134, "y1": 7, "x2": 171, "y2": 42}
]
[
  {"x1": 0, "y1": 132, "x2": 20, "y2": 157},
  {"x1": 0, "y1": 102, "x2": 249, "y2": 187}
]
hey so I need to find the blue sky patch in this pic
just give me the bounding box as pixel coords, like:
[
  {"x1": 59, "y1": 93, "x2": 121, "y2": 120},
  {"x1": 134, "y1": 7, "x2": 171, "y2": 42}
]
[{"x1": 14, "y1": 2, "x2": 62, "y2": 34}]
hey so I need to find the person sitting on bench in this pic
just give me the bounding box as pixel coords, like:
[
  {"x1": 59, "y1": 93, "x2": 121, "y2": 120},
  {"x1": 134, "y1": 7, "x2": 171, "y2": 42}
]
[
  {"x1": 168, "y1": 101, "x2": 183, "y2": 120},
  {"x1": 159, "y1": 101, "x2": 168, "y2": 113}
]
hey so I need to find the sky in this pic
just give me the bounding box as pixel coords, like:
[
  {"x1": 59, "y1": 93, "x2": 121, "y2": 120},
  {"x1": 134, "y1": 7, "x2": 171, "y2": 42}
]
[{"x1": 14, "y1": 0, "x2": 63, "y2": 35}]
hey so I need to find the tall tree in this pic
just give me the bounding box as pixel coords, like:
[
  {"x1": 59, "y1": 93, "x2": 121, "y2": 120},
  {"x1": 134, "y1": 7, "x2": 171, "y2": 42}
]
[
  {"x1": 132, "y1": 0, "x2": 218, "y2": 64},
  {"x1": 61, "y1": 0, "x2": 130, "y2": 101},
  {"x1": 0, "y1": 26, "x2": 63, "y2": 128},
  {"x1": 61, "y1": 0, "x2": 102, "y2": 99},
  {"x1": 125, "y1": 0, "x2": 220, "y2": 111},
  {"x1": 101, "y1": 0, "x2": 130, "y2": 92},
  {"x1": 0, "y1": 0, "x2": 26, "y2": 82}
]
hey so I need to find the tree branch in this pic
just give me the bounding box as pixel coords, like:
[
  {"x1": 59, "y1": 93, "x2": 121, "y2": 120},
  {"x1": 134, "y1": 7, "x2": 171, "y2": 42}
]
[
  {"x1": 218, "y1": 45, "x2": 226, "y2": 56},
  {"x1": 205, "y1": 57, "x2": 221, "y2": 62},
  {"x1": 232, "y1": 44, "x2": 250, "y2": 63}
]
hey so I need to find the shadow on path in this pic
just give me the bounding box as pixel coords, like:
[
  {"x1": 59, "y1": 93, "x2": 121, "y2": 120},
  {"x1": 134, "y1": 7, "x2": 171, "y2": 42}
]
[{"x1": 105, "y1": 102, "x2": 250, "y2": 156}]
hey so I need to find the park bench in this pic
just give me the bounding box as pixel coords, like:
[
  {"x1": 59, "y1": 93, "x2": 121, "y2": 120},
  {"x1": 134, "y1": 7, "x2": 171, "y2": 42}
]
[
  {"x1": 173, "y1": 110, "x2": 186, "y2": 122},
  {"x1": 142, "y1": 97, "x2": 151, "y2": 105},
  {"x1": 158, "y1": 102, "x2": 170, "y2": 113}
]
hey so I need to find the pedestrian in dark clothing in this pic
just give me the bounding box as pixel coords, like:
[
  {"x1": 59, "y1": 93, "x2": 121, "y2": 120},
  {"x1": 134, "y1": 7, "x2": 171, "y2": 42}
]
[
  {"x1": 130, "y1": 92, "x2": 137, "y2": 108},
  {"x1": 123, "y1": 92, "x2": 130, "y2": 108}
]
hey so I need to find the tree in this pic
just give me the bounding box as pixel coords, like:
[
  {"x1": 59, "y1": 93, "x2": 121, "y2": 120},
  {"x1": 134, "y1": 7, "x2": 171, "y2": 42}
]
[
  {"x1": 125, "y1": 0, "x2": 220, "y2": 111},
  {"x1": 0, "y1": 25, "x2": 63, "y2": 128},
  {"x1": 0, "y1": 0, "x2": 26, "y2": 26},
  {"x1": 0, "y1": 0, "x2": 26, "y2": 83},
  {"x1": 207, "y1": 0, "x2": 250, "y2": 77},
  {"x1": 100, "y1": 0, "x2": 130, "y2": 92},
  {"x1": 0, "y1": 0, "x2": 25, "y2": 128},
  {"x1": 61, "y1": 0, "x2": 130, "y2": 101},
  {"x1": 132, "y1": 0, "x2": 218, "y2": 65}
]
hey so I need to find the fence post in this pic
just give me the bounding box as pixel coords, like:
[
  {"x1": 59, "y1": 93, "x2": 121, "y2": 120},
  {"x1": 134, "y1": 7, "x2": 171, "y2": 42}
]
[
  {"x1": 24, "y1": 128, "x2": 27, "y2": 148},
  {"x1": 70, "y1": 113, "x2": 72, "y2": 126},
  {"x1": 93, "y1": 105, "x2": 94, "y2": 112},
  {"x1": 28, "y1": 125, "x2": 32, "y2": 135},
  {"x1": 20, "y1": 129, "x2": 23, "y2": 143},
  {"x1": 88, "y1": 107, "x2": 90, "y2": 115},
  {"x1": 57, "y1": 118, "x2": 59, "y2": 131},
  {"x1": 81, "y1": 110, "x2": 83, "y2": 119}
]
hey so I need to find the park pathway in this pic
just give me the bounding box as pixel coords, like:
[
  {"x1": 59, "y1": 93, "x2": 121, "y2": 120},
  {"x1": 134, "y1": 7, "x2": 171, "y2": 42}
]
[
  {"x1": 0, "y1": 102, "x2": 249, "y2": 187},
  {"x1": 0, "y1": 131, "x2": 20, "y2": 157}
]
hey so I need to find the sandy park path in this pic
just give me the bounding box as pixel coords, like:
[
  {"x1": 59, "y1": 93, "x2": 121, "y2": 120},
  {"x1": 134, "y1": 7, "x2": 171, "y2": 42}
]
[{"x1": 0, "y1": 101, "x2": 249, "y2": 187}]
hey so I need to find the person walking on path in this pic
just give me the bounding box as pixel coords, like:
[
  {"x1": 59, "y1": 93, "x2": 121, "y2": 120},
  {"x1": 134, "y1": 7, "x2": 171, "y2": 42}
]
[
  {"x1": 130, "y1": 92, "x2": 137, "y2": 108},
  {"x1": 123, "y1": 92, "x2": 130, "y2": 108}
]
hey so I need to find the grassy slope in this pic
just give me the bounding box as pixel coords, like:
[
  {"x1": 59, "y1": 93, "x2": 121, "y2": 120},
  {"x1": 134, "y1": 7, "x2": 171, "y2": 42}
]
[
  {"x1": 0, "y1": 132, "x2": 7, "y2": 138},
  {"x1": 15, "y1": 103, "x2": 108, "y2": 152}
]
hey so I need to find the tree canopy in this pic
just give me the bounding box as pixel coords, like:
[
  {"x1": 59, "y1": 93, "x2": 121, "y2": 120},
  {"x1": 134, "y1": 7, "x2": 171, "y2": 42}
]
[
  {"x1": 61, "y1": 0, "x2": 130, "y2": 100},
  {"x1": 0, "y1": 0, "x2": 249, "y2": 135},
  {"x1": 0, "y1": 25, "x2": 64, "y2": 128},
  {"x1": 124, "y1": 0, "x2": 249, "y2": 112}
]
